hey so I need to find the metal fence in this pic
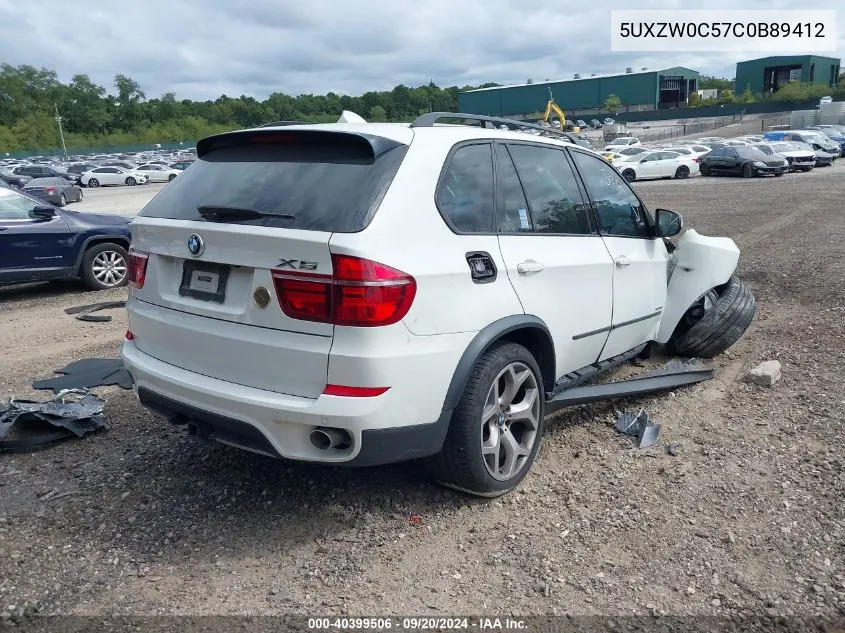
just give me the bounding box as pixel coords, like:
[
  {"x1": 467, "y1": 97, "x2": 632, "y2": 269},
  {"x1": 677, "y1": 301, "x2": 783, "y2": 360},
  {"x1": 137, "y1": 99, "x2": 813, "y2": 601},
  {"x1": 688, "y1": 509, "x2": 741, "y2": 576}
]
[
  {"x1": 3, "y1": 141, "x2": 198, "y2": 161},
  {"x1": 616, "y1": 115, "x2": 744, "y2": 143}
]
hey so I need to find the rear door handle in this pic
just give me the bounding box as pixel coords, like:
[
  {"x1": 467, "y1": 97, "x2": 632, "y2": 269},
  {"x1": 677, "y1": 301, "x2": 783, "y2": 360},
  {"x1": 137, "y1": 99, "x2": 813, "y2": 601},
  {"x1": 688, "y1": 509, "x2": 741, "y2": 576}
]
[
  {"x1": 517, "y1": 260, "x2": 544, "y2": 274},
  {"x1": 615, "y1": 255, "x2": 631, "y2": 268}
]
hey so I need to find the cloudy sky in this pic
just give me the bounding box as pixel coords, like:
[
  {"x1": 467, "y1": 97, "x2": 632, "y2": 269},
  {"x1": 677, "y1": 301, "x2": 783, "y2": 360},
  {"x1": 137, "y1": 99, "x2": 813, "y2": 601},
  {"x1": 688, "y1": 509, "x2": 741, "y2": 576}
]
[{"x1": 0, "y1": 0, "x2": 841, "y2": 101}]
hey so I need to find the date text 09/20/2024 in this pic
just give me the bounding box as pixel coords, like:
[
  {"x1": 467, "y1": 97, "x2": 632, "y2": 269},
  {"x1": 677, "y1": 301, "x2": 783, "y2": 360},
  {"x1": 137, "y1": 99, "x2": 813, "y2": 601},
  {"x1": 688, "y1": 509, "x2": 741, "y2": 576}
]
[{"x1": 307, "y1": 617, "x2": 527, "y2": 630}]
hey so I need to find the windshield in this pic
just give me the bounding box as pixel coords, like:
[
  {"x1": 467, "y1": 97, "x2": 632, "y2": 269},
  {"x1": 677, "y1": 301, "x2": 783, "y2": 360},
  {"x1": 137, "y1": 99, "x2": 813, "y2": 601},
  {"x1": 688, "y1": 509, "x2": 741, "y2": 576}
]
[
  {"x1": 769, "y1": 143, "x2": 796, "y2": 153},
  {"x1": 735, "y1": 147, "x2": 768, "y2": 159}
]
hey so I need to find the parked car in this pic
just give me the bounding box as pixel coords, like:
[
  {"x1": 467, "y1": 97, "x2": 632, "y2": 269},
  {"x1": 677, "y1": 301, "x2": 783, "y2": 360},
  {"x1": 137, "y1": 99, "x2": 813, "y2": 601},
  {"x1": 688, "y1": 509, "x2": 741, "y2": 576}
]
[
  {"x1": 0, "y1": 169, "x2": 31, "y2": 189},
  {"x1": 120, "y1": 114, "x2": 755, "y2": 496},
  {"x1": 603, "y1": 118, "x2": 615, "y2": 124},
  {"x1": 616, "y1": 150, "x2": 699, "y2": 181},
  {"x1": 133, "y1": 164, "x2": 181, "y2": 182},
  {"x1": 575, "y1": 119, "x2": 587, "y2": 128},
  {"x1": 699, "y1": 146, "x2": 789, "y2": 177},
  {"x1": 806, "y1": 127, "x2": 845, "y2": 154},
  {"x1": 604, "y1": 137, "x2": 641, "y2": 150},
  {"x1": 0, "y1": 186, "x2": 131, "y2": 290},
  {"x1": 80, "y1": 167, "x2": 148, "y2": 187},
  {"x1": 788, "y1": 141, "x2": 836, "y2": 167},
  {"x1": 589, "y1": 119, "x2": 602, "y2": 129},
  {"x1": 12, "y1": 164, "x2": 78, "y2": 183},
  {"x1": 102, "y1": 161, "x2": 138, "y2": 170},
  {"x1": 664, "y1": 145, "x2": 711, "y2": 159},
  {"x1": 168, "y1": 161, "x2": 194, "y2": 171},
  {"x1": 819, "y1": 96, "x2": 833, "y2": 106},
  {"x1": 21, "y1": 177, "x2": 84, "y2": 206},
  {"x1": 752, "y1": 142, "x2": 816, "y2": 172},
  {"x1": 695, "y1": 137, "x2": 724, "y2": 144},
  {"x1": 763, "y1": 130, "x2": 841, "y2": 158}
]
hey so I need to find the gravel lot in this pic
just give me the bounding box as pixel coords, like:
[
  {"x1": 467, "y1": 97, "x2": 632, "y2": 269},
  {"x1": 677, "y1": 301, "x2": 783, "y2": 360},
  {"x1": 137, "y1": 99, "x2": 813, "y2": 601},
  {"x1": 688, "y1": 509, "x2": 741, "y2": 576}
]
[
  {"x1": 0, "y1": 162, "x2": 843, "y2": 623},
  {"x1": 72, "y1": 182, "x2": 167, "y2": 217}
]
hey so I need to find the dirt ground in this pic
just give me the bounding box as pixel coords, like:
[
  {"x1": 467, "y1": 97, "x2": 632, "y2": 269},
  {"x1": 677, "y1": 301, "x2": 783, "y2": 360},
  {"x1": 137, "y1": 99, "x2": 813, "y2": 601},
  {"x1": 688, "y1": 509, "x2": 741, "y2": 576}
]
[{"x1": 0, "y1": 160, "x2": 843, "y2": 625}]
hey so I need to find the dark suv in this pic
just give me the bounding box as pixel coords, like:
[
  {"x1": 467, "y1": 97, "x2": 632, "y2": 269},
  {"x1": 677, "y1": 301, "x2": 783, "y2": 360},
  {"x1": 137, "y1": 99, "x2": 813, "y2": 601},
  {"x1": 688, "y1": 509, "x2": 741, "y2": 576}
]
[
  {"x1": 0, "y1": 186, "x2": 131, "y2": 290},
  {"x1": 13, "y1": 164, "x2": 79, "y2": 183}
]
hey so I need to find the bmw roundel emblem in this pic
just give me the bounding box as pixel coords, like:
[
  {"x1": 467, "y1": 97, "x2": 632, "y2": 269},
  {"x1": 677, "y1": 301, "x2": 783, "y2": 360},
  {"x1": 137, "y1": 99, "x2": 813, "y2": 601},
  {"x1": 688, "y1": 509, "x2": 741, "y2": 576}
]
[{"x1": 187, "y1": 233, "x2": 204, "y2": 257}]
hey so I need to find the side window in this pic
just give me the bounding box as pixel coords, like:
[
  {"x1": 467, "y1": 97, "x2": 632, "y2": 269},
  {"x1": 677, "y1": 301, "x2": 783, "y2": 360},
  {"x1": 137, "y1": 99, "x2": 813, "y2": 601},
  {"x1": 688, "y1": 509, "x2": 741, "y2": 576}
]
[
  {"x1": 726, "y1": 148, "x2": 738, "y2": 158},
  {"x1": 93, "y1": 168, "x2": 106, "y2": 173},
  {"x1": 495, "y1": 146, "x2": 531, "y2": 233},
  {"x1": 107, "y1": 168, "x2": 120, "y2": 174},
  {"x1": 0, "y1": 189, "x2": 39, "y2": 220},
  {"x1": 436, "y1": 144, "x2": 494, "y2": 233},
  {"x1": 569, "y1": 150, "x2": 650, "y2": 239},
  {"x1": 506, "y1": 144, "x2": 591, "y2": 235}
]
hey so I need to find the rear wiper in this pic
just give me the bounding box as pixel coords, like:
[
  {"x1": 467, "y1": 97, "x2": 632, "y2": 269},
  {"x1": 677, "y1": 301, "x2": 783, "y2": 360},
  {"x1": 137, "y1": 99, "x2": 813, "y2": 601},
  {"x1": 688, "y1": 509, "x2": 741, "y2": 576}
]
[{"x1": 197, "y1": 205, "x2": 295, "y2": 222}]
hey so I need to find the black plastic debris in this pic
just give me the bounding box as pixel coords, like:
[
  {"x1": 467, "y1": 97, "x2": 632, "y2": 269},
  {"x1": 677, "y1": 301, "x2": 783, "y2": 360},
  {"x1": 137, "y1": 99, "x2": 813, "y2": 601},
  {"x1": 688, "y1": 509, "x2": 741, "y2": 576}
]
[
  {"x1": 33, "y1": 358, "x2": 133, "y2": 392},
  {"x1": 64, "y1": 300, "x2": 126, "y2": 323},
  {"x1": 615, "y1": 409, "x2": 661, "y2": 448},
  {"x1": 0, "y1": 389, "x2": 106, "y2": 451}
]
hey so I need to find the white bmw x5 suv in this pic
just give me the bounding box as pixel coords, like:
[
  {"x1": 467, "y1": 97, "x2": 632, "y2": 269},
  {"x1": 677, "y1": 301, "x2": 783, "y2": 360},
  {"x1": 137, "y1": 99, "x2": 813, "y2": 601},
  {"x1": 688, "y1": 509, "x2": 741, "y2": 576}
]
[{"x1": 121, "y1": 113, "x2": 755, "y2": 497}]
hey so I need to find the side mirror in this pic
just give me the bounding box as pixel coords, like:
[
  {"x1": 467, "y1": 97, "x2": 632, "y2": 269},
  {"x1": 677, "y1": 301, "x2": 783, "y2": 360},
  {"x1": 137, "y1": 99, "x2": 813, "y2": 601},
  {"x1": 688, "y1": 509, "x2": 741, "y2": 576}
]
[
  {"x1": 655, "y1": 208, "x2": 683, "y2": 237},
  {"x1": 32, "y1": 205, "x2": 57, "y2": 220}
]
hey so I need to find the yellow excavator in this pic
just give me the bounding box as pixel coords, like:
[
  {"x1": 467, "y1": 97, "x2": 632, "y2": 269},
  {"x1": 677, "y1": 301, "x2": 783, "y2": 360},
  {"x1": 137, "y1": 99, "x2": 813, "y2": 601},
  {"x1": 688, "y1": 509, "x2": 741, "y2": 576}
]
[{"x1": 541, "y1": 97, "x2": 567, "y2": 130}]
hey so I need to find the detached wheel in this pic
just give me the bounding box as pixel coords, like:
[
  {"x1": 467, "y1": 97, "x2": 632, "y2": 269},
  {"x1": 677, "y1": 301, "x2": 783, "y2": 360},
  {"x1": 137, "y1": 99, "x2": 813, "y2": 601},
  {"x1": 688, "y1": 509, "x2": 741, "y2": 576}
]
[
  {"x1": 427, "y1": 342, "x2": 545, "y2": 497},
  {"x1": 674, "y1": 165, "x2": 690, "y2": 179},
  {"x1": 668, "y1": 276, "x2": 756, "y2": 359},
  {"x1": 742, "y1": 163, "x2": 754, "y2": 178},
  {"x1": 622, "y1": 169, "x2": 636, "y2": 182},
  {"x1": 81, "y1": 243, "x2": 129, "y2": 290}
]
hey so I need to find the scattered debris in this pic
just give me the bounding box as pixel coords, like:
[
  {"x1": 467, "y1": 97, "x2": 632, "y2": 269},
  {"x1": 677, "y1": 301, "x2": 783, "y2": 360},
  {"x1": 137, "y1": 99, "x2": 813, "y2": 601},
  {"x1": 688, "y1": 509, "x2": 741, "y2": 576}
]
[
  {"x1": 0, "y1": 389, "x2": 106, "y2": 451},
  {"x1": 33, "y1": 358, "x2": 132, "y2": 392},
  {"x1": 408, "y1": 514, "x2": 422, "y2": 526},
  {"x1": 614, "y1": 409, "x2": 661, "y2": 448},
  {"x1": 64, "y1": 301, "x2": 126, "y2": 323},
  {"x1": 744, "y1": 360, "x2": 782, "y2": 388},
  {"x1": 667, "y1": 442, "x2": 681, "y2": 456}
]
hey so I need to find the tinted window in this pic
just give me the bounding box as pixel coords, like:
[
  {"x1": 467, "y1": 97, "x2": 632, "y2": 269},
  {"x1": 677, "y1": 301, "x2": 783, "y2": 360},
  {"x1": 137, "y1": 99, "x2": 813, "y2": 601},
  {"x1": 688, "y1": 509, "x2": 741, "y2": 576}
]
[
  {"x1": 437, "y1": 144, "x2": 494, "y2": 233},
  {"x1": 0, "y1": 188, "x2": 40, "y2": 220},
  {"x1": 141, "y1": 137, "x2": 409, "y2": 233},
  {"x1": 570, "y1": 150, "x2": 650, "y2": 238},
  {"x1": 507, "y1": 145, "x2": 590, "y2": 235},
  {"x1": 495, "y1": 147, "x2": 531, "y2": 233}
]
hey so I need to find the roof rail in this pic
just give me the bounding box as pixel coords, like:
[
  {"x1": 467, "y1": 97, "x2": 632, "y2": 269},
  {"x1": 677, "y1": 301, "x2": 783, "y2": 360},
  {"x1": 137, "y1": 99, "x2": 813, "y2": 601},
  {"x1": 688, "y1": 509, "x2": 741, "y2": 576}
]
[
  {"x1": 258, "y1": 120, "x2": 314, "y2": 128},
  {"x1": 410, "y1": 112, "x2": 576, "y2": 139}
]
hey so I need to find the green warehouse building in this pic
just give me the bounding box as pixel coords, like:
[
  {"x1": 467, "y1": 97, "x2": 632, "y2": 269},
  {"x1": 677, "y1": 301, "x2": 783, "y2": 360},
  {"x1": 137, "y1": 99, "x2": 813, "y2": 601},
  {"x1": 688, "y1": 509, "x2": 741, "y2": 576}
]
[
  {"x1": 457, "y1": 67, "x2": 700, "y2": 119},
  {"x1": 735, "y1": 55, "x2": 841, "y2": 96}
]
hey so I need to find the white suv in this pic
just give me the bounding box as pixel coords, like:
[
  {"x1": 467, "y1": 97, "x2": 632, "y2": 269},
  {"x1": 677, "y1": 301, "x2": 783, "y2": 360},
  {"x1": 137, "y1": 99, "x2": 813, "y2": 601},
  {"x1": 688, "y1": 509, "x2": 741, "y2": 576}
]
[{"x1": 121, "y1": 113, "x2": 755, "y2": 497}]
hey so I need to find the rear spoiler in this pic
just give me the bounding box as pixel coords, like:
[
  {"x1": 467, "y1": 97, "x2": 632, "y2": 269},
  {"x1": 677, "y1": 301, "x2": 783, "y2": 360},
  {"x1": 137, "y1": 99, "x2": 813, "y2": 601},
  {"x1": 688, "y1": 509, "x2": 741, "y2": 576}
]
[{"x1": 196, "y1": 129, "x2": 404, "y2": 159}]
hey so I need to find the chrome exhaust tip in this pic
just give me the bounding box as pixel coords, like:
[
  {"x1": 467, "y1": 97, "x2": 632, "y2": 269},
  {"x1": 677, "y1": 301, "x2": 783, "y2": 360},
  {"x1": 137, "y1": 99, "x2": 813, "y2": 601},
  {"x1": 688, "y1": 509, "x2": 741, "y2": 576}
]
[{"x1": 310, "y1": 427, "x2": 352, "y2": 450}]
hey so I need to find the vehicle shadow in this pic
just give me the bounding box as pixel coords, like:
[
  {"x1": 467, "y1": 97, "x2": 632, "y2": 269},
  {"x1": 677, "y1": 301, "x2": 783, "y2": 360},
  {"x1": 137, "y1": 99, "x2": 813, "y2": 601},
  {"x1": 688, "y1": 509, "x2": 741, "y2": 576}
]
[{"x1": 0, "y1": 280, "x2": 85, "y2": 302}]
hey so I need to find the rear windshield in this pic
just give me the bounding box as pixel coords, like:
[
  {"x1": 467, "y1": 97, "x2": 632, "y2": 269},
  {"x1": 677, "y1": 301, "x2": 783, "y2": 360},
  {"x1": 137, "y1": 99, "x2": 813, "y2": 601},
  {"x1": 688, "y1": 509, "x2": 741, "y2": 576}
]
[{"x1": 139, "y1": 136, "x2": 408, "y2": 233}]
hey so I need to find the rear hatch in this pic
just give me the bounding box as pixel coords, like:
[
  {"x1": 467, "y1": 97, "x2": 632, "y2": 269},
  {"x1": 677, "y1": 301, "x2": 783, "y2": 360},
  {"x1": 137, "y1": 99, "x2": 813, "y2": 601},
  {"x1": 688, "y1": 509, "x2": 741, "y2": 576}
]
[{"x1": 128, "y1": 127, "x2": 411, "y2": 398}]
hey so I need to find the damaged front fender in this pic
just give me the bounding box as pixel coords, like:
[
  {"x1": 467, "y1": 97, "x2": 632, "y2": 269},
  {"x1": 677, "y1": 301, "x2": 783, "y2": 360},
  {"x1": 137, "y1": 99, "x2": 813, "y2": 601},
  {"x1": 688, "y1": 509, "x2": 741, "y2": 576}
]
[{"x1": 655, "y1": 229, "x2": 740, "y2": 344}]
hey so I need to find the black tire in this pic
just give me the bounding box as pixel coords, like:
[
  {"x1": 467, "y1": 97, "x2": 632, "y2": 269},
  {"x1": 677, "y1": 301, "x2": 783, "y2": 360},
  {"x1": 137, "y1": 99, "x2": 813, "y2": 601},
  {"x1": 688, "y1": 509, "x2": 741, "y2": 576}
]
[
  {"x1": 426, "y1": 342, "x2": 545, "y2": 497},
  {"x1": 125, "y1": 177, "x2": 136, "y2": 186},
  {"x1": 76, "y1": 188, "x2": 84, "y2": 201},
  {"x1": 80, "y1": 243, "x2": 129, "y2": 291},
  {"x1": 668, "y1": 276, "x2": 756, "y2": 359},
  {"x1": 742, "y1": 163, "x2": 754, "y2": 178},
  {"x1": 699, "y1": 165, "x2": 711, "y2": 176},
  {"x1": 675, "y1": 165, "x2": 690, "y2": 179},
  {"x1": 168, "y1": 173, "x2": 177, "y2": 181},
  {"x1": 58, "y1": 194, "x2": 66, "y2": 207},
  {"x1": 622, "y1": 169, "x2": 636, "y2": 182},
  {"x1": 88, "y1": 178, "x2": 100, "y2": 188},
  {"x1": 774, "y1": 172, "x2": 783, "y2": 177}
]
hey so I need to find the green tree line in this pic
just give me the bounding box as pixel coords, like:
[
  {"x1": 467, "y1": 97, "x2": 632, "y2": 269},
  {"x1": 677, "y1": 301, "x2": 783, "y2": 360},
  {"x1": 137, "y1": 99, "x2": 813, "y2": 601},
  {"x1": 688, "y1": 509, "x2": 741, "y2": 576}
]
[{"x1": 0, "y1": 63, "x2": 500, "y2": 153}]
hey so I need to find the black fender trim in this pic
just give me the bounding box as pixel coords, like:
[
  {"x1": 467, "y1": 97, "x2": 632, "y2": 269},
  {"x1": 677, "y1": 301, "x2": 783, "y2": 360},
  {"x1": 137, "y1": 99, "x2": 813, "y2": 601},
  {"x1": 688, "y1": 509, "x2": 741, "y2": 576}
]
[
  {"x1": 72, "y1": 234, "x2": 131, "y2": 273},
  {"x1": 441, "y1": 315, "x2": 555, "y2": 412}
]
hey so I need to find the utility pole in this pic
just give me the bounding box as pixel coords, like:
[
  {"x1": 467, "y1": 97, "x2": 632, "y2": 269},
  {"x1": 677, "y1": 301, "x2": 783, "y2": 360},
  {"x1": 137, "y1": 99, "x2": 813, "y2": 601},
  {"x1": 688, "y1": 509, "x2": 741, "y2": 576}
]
[{"x1": 54, "y1": 104, "x2": 68, "y2": 161}]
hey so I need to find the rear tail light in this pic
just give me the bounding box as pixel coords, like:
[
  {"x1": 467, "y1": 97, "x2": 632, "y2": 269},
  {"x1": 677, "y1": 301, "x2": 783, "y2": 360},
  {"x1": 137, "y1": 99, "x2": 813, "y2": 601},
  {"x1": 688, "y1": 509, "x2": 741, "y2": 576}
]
[
  {"x1": 127, "y1": 248, "x2": 149, "y2": 289},
  {"x1": 125, "y1": 330, "x2": 134, "y2": 340},
  {"x1": 46, "y1": 187, "x2": 55, "y2": 193},
  {"x1": 693, "y1": 157, "x2": 700, "y2": 163},
  {"x1": 271, "y1": 254, "x2": 416, "y2": 327}
]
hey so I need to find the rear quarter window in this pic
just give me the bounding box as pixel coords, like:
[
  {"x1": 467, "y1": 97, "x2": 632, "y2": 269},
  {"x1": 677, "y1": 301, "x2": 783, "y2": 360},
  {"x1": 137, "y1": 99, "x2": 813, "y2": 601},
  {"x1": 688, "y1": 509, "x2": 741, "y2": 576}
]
[{"x1": 139, "y1": 134, "x2": 408, "y2": 233}]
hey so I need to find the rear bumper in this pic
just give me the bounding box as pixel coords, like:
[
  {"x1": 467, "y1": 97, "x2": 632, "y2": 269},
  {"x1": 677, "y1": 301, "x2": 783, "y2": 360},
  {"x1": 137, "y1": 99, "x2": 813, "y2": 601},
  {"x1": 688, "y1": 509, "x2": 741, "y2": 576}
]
[{"x1": 121, "y1": 336, "x2": 461, "y2": 466}]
